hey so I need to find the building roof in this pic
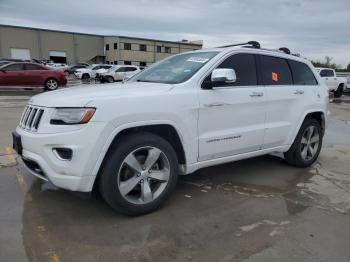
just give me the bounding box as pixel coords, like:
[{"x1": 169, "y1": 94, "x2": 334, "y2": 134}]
[{"x1": 0, "y1": 24, "x2": 203, "y2": 46}]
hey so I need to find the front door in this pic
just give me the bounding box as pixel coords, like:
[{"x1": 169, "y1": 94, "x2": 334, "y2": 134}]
[{"x1": 198, "y1": 53, "x2": 266, "y2": 162}]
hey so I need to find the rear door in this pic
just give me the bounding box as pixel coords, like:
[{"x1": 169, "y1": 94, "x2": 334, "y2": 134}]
[
  {"x1": 260, "y1": 55, "x2": 306, "y2": 149},
  {"x1": 23, "y1": 63, "x2": 47, "y2": 86},
  {"x1": 0, "y1": 63, "x2": 25, "y2": 86},
  {"x1": 125, "y1": 67, "x2": 139, "y2": 79},
  {"x1": 114, "y1": 67, "x2": 128, "y2": 81},
  {"x1": 198, "y1": 53, "x2": 266, "y2": 161}
]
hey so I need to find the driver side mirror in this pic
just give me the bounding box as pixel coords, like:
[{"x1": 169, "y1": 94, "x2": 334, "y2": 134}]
[{"x1": 211, "y1": 68, "x2": 236, "y2": 83}]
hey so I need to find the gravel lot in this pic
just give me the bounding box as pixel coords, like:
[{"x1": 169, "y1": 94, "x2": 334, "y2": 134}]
[{"x1": 0, "y1": 89, "x2": 350, "y2": 262}]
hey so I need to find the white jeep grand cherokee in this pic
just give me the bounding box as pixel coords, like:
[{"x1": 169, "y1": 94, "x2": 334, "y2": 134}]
[{"x1": 13, "y1": 42, "x2": 329, "y2": 215}]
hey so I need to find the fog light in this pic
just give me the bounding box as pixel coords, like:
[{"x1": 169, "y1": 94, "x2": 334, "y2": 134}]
[{"x1": 53, "y1": 148, "x2": 73, "y2": 161}]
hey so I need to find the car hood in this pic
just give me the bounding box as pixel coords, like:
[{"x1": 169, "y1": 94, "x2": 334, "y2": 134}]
[{"x1": 29, "y1": 82, "x2": 173, "y2": 107}]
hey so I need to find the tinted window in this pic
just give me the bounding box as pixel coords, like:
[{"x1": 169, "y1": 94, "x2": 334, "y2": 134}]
[
  {"x1": 320, "y1": 69, "x2": 334, "y2": 77},
  {"x1": 261, "y1": 55, "x2": 292, "y2": 85},
  {"x1": 126, "y1": 67, "x2": 137, "y2": 71},
  {"x1": 25, "y1": 64, "x2": 44, "y2": 70},
  {"x1": 217, "y1": 53, "x2": 257, "y2": 86},
  {"x1": 92, "y1": 66, "x2": 101, "y2": 70},
  {"x1": 116, "y1": 67, "x2": 128, "y2": 72},
  {"x1": 3, "y1": 63, "x2": 24, "y2": 71},
  {"x1": 289, "y1": 60, "x2": 318, "y2": 85}
]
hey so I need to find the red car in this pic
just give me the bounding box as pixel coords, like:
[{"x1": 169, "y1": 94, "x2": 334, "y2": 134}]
[{"x1": 0, "y1": 62, "x2": 67, "y2": 91}]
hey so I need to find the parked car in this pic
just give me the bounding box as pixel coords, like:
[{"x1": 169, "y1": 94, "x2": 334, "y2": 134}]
[
  {"x1": 0, "y1": 62, "x2": 67, "y2": 90},
  {"x1": 100, "y1": 65, "x2": 141, "y2": 83},
  {"x1": 64, "y1": 64, "x2": 88, "y2": 76},
  {"x1": 13, "y1": 42, "x2": 328, "y2": 215},
  {"x1": 74, "y1": 64, "x2": 112, "y2": 79},
  {"x1": 316, "y1": 67, "x2": 347, "y2": 97}
]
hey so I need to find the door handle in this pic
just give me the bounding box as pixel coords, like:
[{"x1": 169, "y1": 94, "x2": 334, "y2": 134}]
[
  {"x1": 250, "y1": 92, "x2": 264, "y2": 97},
  {"x1": 294, "y1": 90, "x2": 304, "y2": 95},
  {"x1": 203, "y1": 102, "x2": 226, "y2": 107}
]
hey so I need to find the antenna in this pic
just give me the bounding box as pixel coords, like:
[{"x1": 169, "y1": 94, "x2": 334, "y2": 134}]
[{"x1": 217, "y1": 41, "x2": 260, "y2": 49}]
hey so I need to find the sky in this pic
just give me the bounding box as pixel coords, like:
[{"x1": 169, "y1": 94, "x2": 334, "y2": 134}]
[{"x1": 0, "y1": 0, "x2": 349, "y2": 67}]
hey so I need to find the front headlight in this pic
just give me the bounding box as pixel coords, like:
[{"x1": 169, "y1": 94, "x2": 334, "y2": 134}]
[{"x1": 50, "y1": 108, "x2": 96, "y2": 125}]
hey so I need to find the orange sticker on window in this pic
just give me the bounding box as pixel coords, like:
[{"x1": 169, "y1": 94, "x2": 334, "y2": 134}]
[{"x1": 272, "y1": 72, "x2": 278, "y2": 82}]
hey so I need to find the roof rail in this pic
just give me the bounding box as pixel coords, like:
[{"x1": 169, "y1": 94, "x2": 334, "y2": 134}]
[{"x1": 217, "y1": 41, "x2": 260, "y2": 49}]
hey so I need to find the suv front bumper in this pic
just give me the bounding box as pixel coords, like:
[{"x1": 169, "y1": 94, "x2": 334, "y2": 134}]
[{"x1": 15, "y1": 122, "x2": 109, "y2": 192}]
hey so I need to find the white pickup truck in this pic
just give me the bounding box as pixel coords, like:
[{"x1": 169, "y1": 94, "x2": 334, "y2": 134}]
[{"x1": 316, "y1": 68, "x2": 347, "y2": 97}]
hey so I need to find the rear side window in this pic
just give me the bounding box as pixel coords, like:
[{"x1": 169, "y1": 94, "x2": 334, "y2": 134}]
[
  {"x1": 25, "y1": 64, "x2": 44, "y2": 70},
  {"x1": 260, "y1": 55, "x2": 292, "y2": 85},
  {"x1": 289, "y1": 60, "x2": 318, "y2": 85},
  {"x1": 3, "y1": 63, "x2": 24, "y2": 71},
  {"x1": 217, "y1": 53, "x2": 257, "y2": 86}
]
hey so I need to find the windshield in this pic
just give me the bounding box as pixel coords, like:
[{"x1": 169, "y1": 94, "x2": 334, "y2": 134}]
[{"x1": 130, "y1": 51, "x2": 219, "y2": 84}]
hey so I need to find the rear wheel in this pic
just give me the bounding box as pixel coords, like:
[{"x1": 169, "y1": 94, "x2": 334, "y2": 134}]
[
  {"x1": 99, "y1": 132, "x2": 179, "y2": 215},
  {"x1": 44, "y1": 78, "x2": 58, "y2": 91},
  {"x1": 284, "y1": 118, "x2": 322, "y2": 167},
  {"x1": 334, "y1": 84, "x2": 343, "y2": 98}
]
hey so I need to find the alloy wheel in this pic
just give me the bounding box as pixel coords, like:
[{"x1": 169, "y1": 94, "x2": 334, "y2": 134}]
[
  {"x1": 117, "y1": 146, "x2": 170, "y2": 204},
  {"x1": 300, "y1": 125, "x2": 320, "y2": 161}
]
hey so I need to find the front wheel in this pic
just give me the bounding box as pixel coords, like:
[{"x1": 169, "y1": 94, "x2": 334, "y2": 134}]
[
  {"x1": 45, "y1": 78, "x2": 58, "y2": 91},
  {"x1": 99, "y1": 132, "x2": 179, "y2": 215},
  {"x1": 284, "y1": 118, "x2": 322, "y2": 167}
]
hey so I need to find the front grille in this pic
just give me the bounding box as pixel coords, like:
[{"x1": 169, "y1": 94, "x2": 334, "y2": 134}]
[{"x1": 20, "y1": 106, "x2": 44, "y2": 132}]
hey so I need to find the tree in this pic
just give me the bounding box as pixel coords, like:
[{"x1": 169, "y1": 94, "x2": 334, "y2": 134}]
[
  {"x1": 347, "y1": 63, "x2": 350, "y2": 72},
  {"x1": 310, "y1": 56, "x2": 341, "y2": 70}
]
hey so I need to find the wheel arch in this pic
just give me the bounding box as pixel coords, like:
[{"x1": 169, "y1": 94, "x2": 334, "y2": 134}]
[{"x1": 91, "y1": 123, "x2": 187, "y2": 191}]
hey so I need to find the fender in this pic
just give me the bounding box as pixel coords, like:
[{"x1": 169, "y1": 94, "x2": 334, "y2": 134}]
[
  {"x1": 286, "y1": 108, "x2": 327, "y2": 150},
  {"x1": 90, "y1": 119, "x2": 190, "y2": 180}
]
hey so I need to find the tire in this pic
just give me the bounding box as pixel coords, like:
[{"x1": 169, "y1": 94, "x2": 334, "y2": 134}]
[
  {"x1": 82, "y1": 73, "x2": 90, "y2": 80},
  {"x1": 99, "y1": 132, "x2": 179, "y2": 215},
  {"x1": 106, "y1": 76, "x2": 114, "y2": 83},
  {"x1": 334, "y1": 85, "x2": 343, "y2": 98},
  {"x1": 284, "y1": 118, "x2": 322, "y2": 167},
  {"x1": 44, "y1": 78, "x2": 58, "y2": 91}
]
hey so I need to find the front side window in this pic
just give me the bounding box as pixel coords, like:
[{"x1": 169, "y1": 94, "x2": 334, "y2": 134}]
[
  {"x1": 289, "y1": 60, "x2": 318, "y2": 85},
  {"x1": 131, "y1": 51, "x2": 219, "y2": 84},
  {"x1": 217, "y1": 53, "x2": 257, "y2": 86},
  {"x1": 3, "y1": 63, "x2": 24, "y2": 71},
  {"x1": 260, "y1": 55, "x2": 293, "y2": 85}
]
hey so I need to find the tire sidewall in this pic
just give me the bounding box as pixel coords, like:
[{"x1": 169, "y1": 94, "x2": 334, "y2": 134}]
[{"x1": 100, "y1": 133, "x2": 179, "y2": 215}]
